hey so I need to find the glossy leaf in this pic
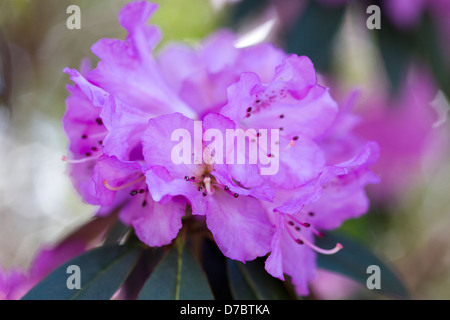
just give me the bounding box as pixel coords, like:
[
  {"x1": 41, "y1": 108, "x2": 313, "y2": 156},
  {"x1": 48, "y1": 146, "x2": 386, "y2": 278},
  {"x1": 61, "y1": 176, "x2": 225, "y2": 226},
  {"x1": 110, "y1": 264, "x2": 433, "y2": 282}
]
[
  {"x1": 0, "y1": 31, "x2": 12, "y2": 106},
  {"x1": 22, "y1": 245, "x2": 141, "y2": 300},
  {"x1": 376, "y1": 20, "x2": 414, "y2": 96},
  {"x1": 285, "y1": 0, "x2": 345, "y2": 72},
  {"x1": 137, "y1": 242, "x2": 213, "y2": 300},
  {"x1": 227, "y1": 258, "x2": 291, "y2": 300},
  {"x1": 315, "y1": 232, "x2": 409, "y2": 299}
]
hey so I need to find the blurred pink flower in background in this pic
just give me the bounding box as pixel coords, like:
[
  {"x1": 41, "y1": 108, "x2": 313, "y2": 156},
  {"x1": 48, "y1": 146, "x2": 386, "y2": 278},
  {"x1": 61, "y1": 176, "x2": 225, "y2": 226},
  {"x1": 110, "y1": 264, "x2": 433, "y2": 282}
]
[
  {"x1": 355, "y1": 67, "x2": 450, "y2": 203},
  {"x1": 0, "y1": 240, "x2": 86, "y2": 300},
  {"x1": 310, "y1": 269, "x2": 359, "y2": 299}
]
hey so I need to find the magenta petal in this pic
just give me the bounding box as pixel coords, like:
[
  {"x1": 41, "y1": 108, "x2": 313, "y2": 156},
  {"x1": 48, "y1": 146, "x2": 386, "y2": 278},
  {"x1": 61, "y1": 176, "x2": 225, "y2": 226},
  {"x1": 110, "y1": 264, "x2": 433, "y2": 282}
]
[
  {"x1": 87, "y1": 2, "x2": 195, "y2": 118},
  {"x1": 92, "y1": 155, "x2": 143, "y2": 206},
  {"x1": 142, "y1": 113, "x2": 204, "y2": 179},
  {"x1": 305, "y1": 170, "x2": 379, "y2": 230},
  {"x1": 100, "y1": 96, "x2": 150, "y2": 161},
  {"x1": 278, "y1": 229, "x2": 317, "y2": 296},
  {"x1": 120, "y1": 196, "x2": 186, "y2": 247},
  {"x1": 205, "y1": 191, "x2": 274, "y2": 262},
  {"x1": 236, "y1": 43, "x2": 287, "y2": 84},
  {"x1": 63, "y1": 68, "x2": 110, "y2": 108},
  {"x1": 272, "y1": 55, "x2": 317, "y2": 99},
  {"x1": 222, "y1": 55, "x2": 338, "y2": 140},
  {"x1": 144, "y1": 166, "x2": 207, "y2": 215},
  {"x1": 264, "y1": 214, "x2": 285, "y2": 281}
]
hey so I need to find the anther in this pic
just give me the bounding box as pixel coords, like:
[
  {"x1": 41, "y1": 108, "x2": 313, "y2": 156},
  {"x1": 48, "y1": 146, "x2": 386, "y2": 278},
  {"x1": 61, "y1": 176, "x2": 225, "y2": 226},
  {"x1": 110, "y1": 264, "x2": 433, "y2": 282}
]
[
  {"x1": 184, "y1": 176, "x2": 190, "y2": 181},
  {"x1": 130, "y1": 190, "x2": 138, "y2": 196},
  {"x1": 224, "y1": 186, "x2": 229, "y2": 191},
  {"x1": 142, "y1": 200, "x2": 147, "y2": 207},
  {"x1": 81, "y1": 134, "x2": 88, "y2": 139},
  {"x1": 279, "y1": 114, "x2": 284, "y2": 119},
  {"x1": 233, "y1": 193, "x2": 239, "y2": 198},
  {"x1": 95, "y1": 118, "x2": 103, "y2": 125},
  {"x1": 247, "y1": 107, "x2": 252, "y2": 112}
]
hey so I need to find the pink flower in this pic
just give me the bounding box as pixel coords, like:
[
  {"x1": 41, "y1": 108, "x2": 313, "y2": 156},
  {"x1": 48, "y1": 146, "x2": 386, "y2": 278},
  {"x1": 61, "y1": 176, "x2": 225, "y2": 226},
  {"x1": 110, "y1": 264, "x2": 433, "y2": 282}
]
[
  {"x1": 142, "y1": 112, "x2": 275, "y2": 261},
  {"x1": 355, "y1": 67, "x2": 449, "y2": 203},
  {"x1": 61, "y1": 1, "x2": 380, "y2": 297},
  {"x1": 0, "y1": 240, "x2": 86, "y2": 300}
]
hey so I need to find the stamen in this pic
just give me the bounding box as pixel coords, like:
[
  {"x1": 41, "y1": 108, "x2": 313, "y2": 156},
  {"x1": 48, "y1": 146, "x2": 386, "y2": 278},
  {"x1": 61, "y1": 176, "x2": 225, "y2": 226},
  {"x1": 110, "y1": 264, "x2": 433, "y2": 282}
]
[
  {"x1": 103, "y1": 175, "x2": 145, "y2": 191},
  {"x1": 62, "y1": 154, "x2": 99, "y2": 164},
  {"x1": 298, "y1": 234, "x2": 342, "y2": 255},
  {"x1": 310, "y1": 225, "x2": 325, "y2": 237},
  {"x1": 203, "y1": 176, "x2": 214, "y2": 195},
  {"x1": 84, "y1": 131, "x2": 107, "y2": 140},
  {"x1": 287, "y1": 214, "x2": 310, "y2": 228},
  {"x1": 281, "y1": 139, "x2": 296, "y2": 152},
  {"x1": 285, "y1": 220, "x2": 342, "y2": 255}
]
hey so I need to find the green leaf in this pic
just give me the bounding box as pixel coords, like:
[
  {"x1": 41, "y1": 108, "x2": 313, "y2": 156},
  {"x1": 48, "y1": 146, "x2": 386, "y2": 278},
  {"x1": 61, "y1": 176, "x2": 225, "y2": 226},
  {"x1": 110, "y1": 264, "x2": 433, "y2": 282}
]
[
  {"x1": 137, "y1": 242, "x2": 213, "y2": 300},
  {"x1": 102, "y1": 220, "x2": 131, "y2": 246},
  {"x1": 230, "y1": 0, "x2": 269, "y2": 27},
  {"x1": 376, "y1": 21, "x2": 414, "y2": 96},
  {"x1": 0, "y1": 31, "x2": 12, "y2": 106},
  {"x1": 22, "y1": 245, "x2": 141, "y2": 300},
  {"x1": 227, "y1": 258, "x2": 291, "y2": 300},
  {"x1": 315, "y1": 232, "x2": 409, "y2": 299},
  {"x1": 285, "y1": 0, "x2": 345, "y2": 72},
  {"x1": 416, "y1": 13, "x2": 450, "y2": 100}
]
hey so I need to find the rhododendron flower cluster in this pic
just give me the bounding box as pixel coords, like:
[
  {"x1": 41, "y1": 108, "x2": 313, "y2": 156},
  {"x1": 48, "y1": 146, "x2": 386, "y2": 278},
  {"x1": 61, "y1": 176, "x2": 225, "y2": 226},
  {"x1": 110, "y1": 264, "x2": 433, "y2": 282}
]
[{"x1": 62, "y1": 1, "x2": 379, "y2": 295}]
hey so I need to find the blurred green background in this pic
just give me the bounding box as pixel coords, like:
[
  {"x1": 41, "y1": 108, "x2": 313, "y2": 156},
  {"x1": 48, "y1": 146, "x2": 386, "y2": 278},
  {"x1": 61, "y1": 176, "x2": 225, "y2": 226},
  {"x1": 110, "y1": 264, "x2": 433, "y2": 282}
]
[{"x1": 0, "y1": 0, "x2": 449, "y2": 299}]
